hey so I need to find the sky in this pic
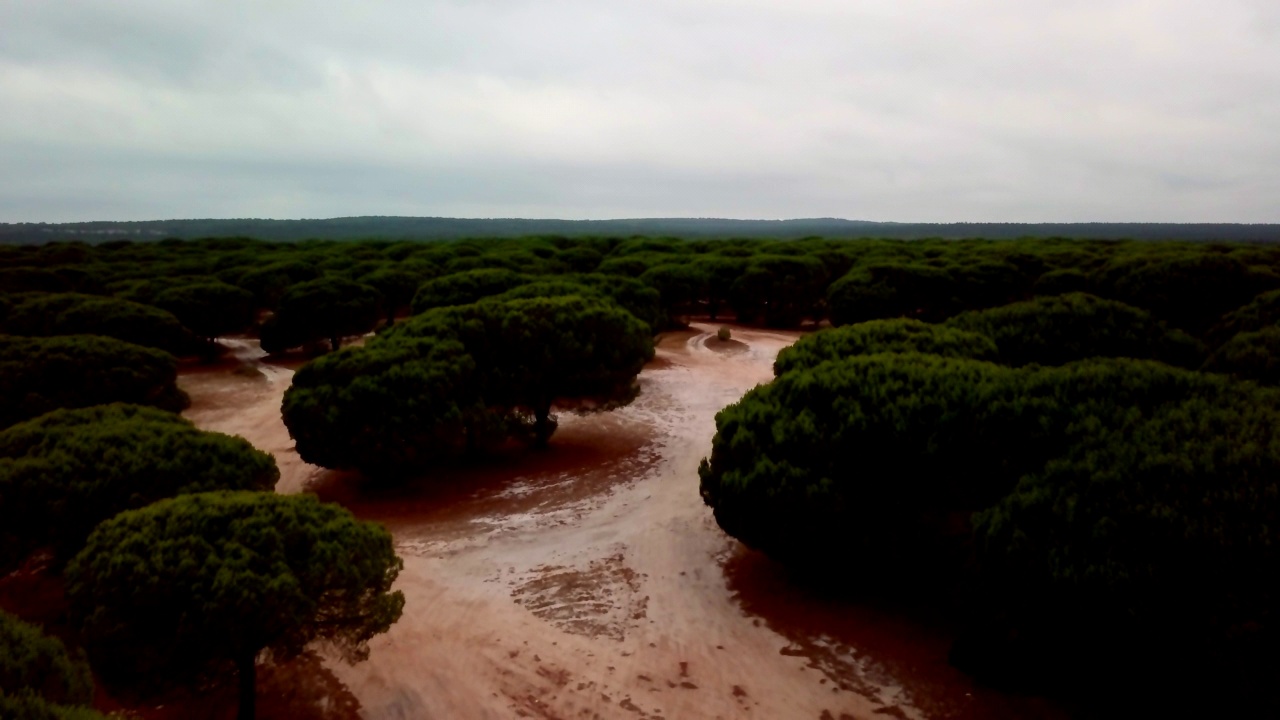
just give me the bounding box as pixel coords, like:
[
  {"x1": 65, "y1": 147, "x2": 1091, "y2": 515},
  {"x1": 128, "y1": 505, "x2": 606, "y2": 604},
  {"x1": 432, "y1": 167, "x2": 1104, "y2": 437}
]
[{"x1": 2, "y1": 0, "x2": 1279, "y2": 223}]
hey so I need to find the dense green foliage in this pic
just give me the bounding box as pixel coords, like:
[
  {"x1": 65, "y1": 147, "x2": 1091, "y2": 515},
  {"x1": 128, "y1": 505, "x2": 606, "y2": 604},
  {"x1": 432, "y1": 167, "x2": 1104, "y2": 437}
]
[
  {"x1": 260, "y1": 276, "x2": 381, "y2": 352},
  {"x1": 773, "y1": 319, "x2": 998, "y2": 375},
  {"x1": 410, "y1": 268, "x2": 528, "y2": 314},
  {"x1": 944, "y1": 292, "x2": 1204, "y2": 367},
  {"x1": 0, "y1": 335, "x2": 188, "y2": 429},
  {"x1": 153, "y1": 281, "x2": 256, "y2": 343},
  {"x1": 359, "y1": 266, "x2": 428, "y2": 325},
  {"x1": 728, "y1": 254, "x2": 827, "y2": 327},
  {"x1": 1099, "y1": 251, "x2": 1280, "y2": 334},
  {"x1": 491, "y1": 275, "x2": 663, "y2": 333},
  {"x1": 284, "y1": 295, "x2": 653, "y2": 475},
  {"x1": 639, "y1": 264, "x2": 705, "y2": 328},
  {"x1": 1203, "y1": 326, "x2": 1280, "y2": 384},
  {"x1": 66, "y1": 491, "x2": 404, "y2": 719},
  {"x1": 233, "y1": 259, "x2": 319, "y2": 307},
  {"x1": 703, "y1": 345, "x2": 1280, "y2": 702},
  {"x1": 1209, "y1": 288, "x2": 1280, "y2": 345},
  {"x1": 2, "y1": 293, "x2": 198, "y2": 356},
  {"x1": 0, "y1": 692, "x2": 106, "y2": 720},
  {"x1": 702, "y1": 354, "x2": 1018, "y2": 572},
  {"x1": 969, "y1": 396, "x2": 1280, "y2": 685},
  {"x1": 0, "y1": 611, "x2": 94, "y2": 707},
  {"x1": 0, "y1": 404, "x2": 278, "y2": 567}
]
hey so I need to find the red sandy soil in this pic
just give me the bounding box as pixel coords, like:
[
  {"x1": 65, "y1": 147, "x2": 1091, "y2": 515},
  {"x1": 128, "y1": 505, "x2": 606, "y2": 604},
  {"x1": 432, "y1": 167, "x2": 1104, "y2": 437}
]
[{"x1": 2, "y1": 324, "x2": 1066, "y2": 719}]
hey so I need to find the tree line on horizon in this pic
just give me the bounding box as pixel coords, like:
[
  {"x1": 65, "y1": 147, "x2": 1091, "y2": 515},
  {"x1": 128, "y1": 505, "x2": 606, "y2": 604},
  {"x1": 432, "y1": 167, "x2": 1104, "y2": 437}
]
[
  {"x1": 4, "y1": 217, "x2": 1280, "y2": 244},
  {"x1": 6, "y1": 234, "x2": 1280, "y2": 714}
]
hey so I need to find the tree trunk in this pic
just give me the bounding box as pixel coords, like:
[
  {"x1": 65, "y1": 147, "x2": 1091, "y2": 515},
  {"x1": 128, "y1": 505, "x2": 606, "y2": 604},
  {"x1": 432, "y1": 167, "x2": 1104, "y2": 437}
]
[
  {"x1": 330, "y1": 335, "x2": 341, "y2": 352},
  {"x1": 386, "y1": 308, "x2": 396, "y2": 326},
  {"x1": 533, "y1": 403, "x2": 552, "y2": 450},
  {"x1": 236, "y1": 650, "x2": 257, "y2": 720}
]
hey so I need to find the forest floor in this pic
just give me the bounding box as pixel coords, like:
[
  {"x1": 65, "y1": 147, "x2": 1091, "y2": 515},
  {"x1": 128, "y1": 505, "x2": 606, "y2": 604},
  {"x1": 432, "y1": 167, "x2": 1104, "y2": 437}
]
[{"x1": 164, "y1": 323, "x2": 1069, "y2": 720}]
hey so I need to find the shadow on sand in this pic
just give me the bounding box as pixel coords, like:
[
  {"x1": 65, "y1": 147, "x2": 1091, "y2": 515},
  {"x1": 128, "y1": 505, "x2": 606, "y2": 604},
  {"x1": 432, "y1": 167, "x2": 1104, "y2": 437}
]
[{"x1": 721, "y1": 546, "x2": 1067, "y2": 720}]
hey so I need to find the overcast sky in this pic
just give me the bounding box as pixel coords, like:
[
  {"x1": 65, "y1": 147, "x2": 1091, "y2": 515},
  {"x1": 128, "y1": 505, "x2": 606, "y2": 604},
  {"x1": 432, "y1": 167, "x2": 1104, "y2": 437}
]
[{"x1": 2, "y1": 1, "x2": 1279, "y2": 223}]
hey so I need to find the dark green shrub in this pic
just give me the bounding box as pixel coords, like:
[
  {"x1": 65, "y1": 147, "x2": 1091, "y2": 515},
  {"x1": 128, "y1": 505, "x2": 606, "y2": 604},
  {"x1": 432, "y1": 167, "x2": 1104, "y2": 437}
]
[
  {"x1": 0, "y1": 404, "x2": 278, "y2": 566},
  {"x1": 945, "y1": 293, "x2": 1203, "y2": 367},
  {"x1": 0, "y1": 611, "x2": 93, "y2": 707},
  {"x1": 0, "y1": 335, "x2": 188, "y2": 429},
  {"x1": 409, "y1": 268, "x2": 528, "y2": 314},
  {"x1": 774, "y1": 318, "x2": 998, "y2": 375},
  {"x1": 1203, "y1": 326, "x2": 1280, "y2": 384},
  {"x1": 3, "y1": 293, "x2": 198, "y2": 356}
]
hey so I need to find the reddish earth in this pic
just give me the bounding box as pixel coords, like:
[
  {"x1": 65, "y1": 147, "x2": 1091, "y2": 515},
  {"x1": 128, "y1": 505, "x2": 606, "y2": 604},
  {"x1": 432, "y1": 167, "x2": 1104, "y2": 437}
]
[{"x1": 3, "y1": 324, "x2": 1066, "y2": 718}]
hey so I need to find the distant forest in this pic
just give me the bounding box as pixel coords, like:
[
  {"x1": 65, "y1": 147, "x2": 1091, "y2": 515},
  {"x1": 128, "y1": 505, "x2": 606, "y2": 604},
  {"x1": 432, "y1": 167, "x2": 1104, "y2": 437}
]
[{"x1": 3, "y1": 216, "x2": 1280, "y2": 243}]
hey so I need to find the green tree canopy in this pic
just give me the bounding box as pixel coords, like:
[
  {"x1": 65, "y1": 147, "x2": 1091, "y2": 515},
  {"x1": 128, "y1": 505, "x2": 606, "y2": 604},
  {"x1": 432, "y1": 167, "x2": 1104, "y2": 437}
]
[
  {"x1": 232, "y1": 259, "x2": 319, "y2": 307},
  {"x1": 972, "y1": 396, "x2": 1280, "y2": 690},
  {"x1": 639, "y1": 263, "x2": 706, "y2": 328},
  {"x1": 107, "y1": 274, "x2": 218, "y2": 305},
  {"x1": 1209, "y1": 289, "x2": 1280, "y2": 347},
  {"x1": 1032, "y1": 267, "x2": 1093, "y2": 296},
  {"x1": 826, "y1": 262, "x2": 957, "y2": 326},
  {"x1": 944, "y1": 293, "x2": 1204, "y2": 367},
  {"x1": 557, "y1": 246, "x2": 604, "y2": 273},
  {"x1": 729, "y1": 254, "x2": 826, "y2": 327},
  {"x1": 359, "y1": 266, "x2": 426, "y2": 326},
  {"x1": 700, "y1": 354, "x2": 1023, "y2": 575},
  {"x1": 773, "y1": 318, "x2": 999, "y2": 375},
  {"x1": 1202, "y1": 326, "x2": 1280, "y2": 384},
  {"x1": 692, "y1": 256, "x2": 747, "y2": 322},
  {"x1": 0, "y1": 692, "x2": 106, "y2": 720},
  {"x1": 409, "y1": 268, "x2": 529, "y2": 314},
  {"x1": 260, "y1": 276, "x2": 381, "y2": 353},
  {"x1": 703, "y1": 350, "x2": 1280, "y2": 698},
  {"x1": 0, "y1": 335, "x2": 188, "y2": 429},
  {"x1": 564, "y1": 274, "x2": 663, "y2": 334},
  {"x1": 491, "y1": 278, "x2": 663, "y2": 333},
  {"x1": 153, "y1": 281, "x2": 257, "y2": 344},
  {"x1": 701, "y1": 355, "x2": 1257, "y2": 575},
  {"x1": 596, "y1": 253, "x2": 669, "y2": 278},
  {"x1": 0, "y1": 268, "x2": 72, "y2": 294},
  {"x1": 3, "y1": 293, "x2": 199, "y2": 356},
  {"x1": 0, "y1": 610, "x2": 94, "y2": 708},
  {"x1": 66, "y1": 491, "x2": 404, "y2": 720},
  {"x1": 1099, "y1": 251, "x2": 1280, "y2": 333},
  {"x1": 0, "y1": 404, "x2": 278, "y2": 568},
  {"x1": 283, "y1": 336, "x2": 489, "y2": 475},
  {"x1": 284, "y1": 296, "x2": 654, "y2": 476}
]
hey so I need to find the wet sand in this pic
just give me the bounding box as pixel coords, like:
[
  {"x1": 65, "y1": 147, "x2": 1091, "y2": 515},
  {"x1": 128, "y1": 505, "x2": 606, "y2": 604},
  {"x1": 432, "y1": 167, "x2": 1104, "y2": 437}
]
[{"x1": 176, "y1": 324, "x2": 1066, "y2": 720}]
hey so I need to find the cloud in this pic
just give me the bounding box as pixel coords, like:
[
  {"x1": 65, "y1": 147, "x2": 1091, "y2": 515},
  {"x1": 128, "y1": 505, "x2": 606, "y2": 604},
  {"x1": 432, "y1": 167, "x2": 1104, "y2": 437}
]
[{"x1": 1, "y1": 0, "x2": 1277, "y2": 222}]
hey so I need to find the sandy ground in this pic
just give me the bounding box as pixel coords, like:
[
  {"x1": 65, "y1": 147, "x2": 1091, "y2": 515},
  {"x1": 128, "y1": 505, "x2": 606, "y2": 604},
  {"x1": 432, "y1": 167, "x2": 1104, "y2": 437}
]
[{"x1": 175, "y1": 325, "x2": 1065, "y2": 720}]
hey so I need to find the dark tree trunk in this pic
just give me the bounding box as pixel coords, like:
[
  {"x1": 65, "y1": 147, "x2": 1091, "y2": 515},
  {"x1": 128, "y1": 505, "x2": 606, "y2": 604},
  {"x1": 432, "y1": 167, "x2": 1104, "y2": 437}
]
[
  {"x1": 330, "y1": 335, "x2": 341, "y2": 352},
  {"x1": 386, "y1": 308, "x2": 396, "y2": 326},
  {"x1": 533, "y1": 403, "x2": 552, "y2": 450},
  {"x1": 237, "y1": 651, "x2": 257, "y2": 720}
]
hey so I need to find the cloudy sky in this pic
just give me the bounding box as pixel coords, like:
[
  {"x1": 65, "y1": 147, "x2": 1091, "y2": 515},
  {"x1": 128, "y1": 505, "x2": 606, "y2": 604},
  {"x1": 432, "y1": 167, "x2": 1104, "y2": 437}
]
[{"x1": 2, "y1": 1, "x2": 1279, "y2": 223}]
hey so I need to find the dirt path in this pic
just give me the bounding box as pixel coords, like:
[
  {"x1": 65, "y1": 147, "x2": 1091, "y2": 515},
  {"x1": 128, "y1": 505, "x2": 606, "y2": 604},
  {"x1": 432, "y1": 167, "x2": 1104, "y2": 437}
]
[{"x1": 179, "y1": 325, "x2": 1063, "y2": 720}]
